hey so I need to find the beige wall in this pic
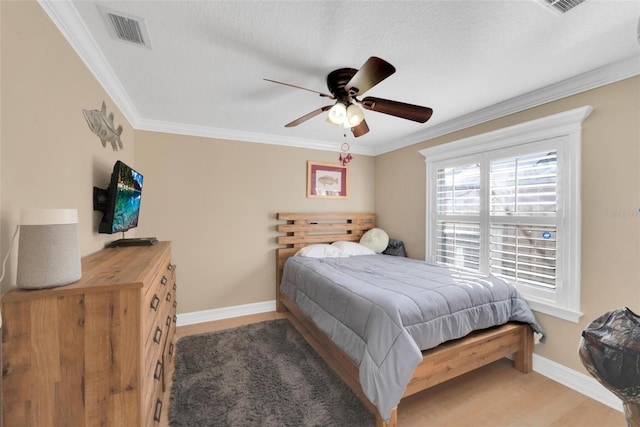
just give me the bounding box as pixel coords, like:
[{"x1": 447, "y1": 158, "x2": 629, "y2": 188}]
[
  {"x1": 134, "y1": 131, "x2": 375, "y2": 313},
  {"x1": 0, "y1": 1, "x2": 135, "y2": 292},
  {"x1": 376, "y1": 76, "x2": 640, "y2": 372}
]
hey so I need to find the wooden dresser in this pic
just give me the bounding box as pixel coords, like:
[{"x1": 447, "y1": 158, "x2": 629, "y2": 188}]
[{"x1": 1, "y1": 241, "x2": 178, "y2": 427}]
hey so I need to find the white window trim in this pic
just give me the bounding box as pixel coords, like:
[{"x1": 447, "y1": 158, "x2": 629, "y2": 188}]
[{"x1": 420, "y1": 106, "x2": 593, "y2": 323}]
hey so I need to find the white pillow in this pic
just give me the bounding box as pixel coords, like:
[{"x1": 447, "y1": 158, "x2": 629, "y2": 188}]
[
  {"x1": 359, "y1": 228, "x2": 390, "y2": 253},
  {"x1": 295, "y1": 244, "x2": 344, "y2": 258},
  {"x1": 331, "y1": 241, "x2": 376, "y2": 256}
]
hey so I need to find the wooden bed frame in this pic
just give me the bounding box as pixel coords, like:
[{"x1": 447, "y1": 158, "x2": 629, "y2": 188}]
[{"x1": 275, "y1": 212, "x2": 533, "y2": 427}]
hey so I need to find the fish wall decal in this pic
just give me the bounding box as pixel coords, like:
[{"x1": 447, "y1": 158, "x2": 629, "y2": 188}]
[{"x1": 82, "y1": 101, "x2": 124, "y2": 151}]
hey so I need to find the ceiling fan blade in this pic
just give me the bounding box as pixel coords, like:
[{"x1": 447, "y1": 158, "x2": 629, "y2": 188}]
[
  {"x1": 351, "y1": 119, "x2": 369, "y2": 137},
  {"x1": 285, "y1": 106, "x2": 332, "y2": 127},
  {"x1": 264, "y1": 78, "x2": 334, "y2": 99},
  {"x1": 360, "y1": 97, "x2": 433, "y2": 123},
  {"x1": 344, "y1": 57, "x2": 396, "y2": 97}
]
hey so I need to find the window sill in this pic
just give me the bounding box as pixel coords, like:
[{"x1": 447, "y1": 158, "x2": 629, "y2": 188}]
[{"x1": 525, "y1": 299, "x2": 583, "y2": 323}]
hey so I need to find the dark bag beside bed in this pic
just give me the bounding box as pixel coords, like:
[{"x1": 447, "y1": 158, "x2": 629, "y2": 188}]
[{"x1": 383, "y1": 239, "x2": 406, "y2": 257}]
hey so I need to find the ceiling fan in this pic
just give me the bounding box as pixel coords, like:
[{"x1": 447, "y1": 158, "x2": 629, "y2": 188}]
[{"x1": 264, "y1": 56, "x2": 433, "y2": 138}]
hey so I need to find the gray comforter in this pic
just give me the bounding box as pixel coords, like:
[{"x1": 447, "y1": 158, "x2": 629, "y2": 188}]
[{"x1": 280, "y1": 254, "x2": 545, "y2": 421}]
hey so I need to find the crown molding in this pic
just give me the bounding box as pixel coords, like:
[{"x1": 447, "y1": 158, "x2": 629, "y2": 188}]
[
  {"x1": 40, "y1": 1, "x2": 639, "y2": 158},
  {"x1": 372, "y1": 55, "x2": 640, "y2": 155},
  {"x1": 135, "y1": 118, "x2": 373, "y2": 155},
  {"x1": 418, "y1": 105, "x2": 593, "y2": 160}
]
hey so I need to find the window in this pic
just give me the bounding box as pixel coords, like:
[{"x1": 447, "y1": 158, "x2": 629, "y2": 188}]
[
  {"x1": 420, "y1": 106, "x2": 593, "y2": 322},
  {"x1": 488, "y1": 150, "x2": 558, "y2": 292}
]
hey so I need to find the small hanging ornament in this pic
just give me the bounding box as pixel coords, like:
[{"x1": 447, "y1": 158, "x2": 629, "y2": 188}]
[{"x1": 338, "y1": 133, "x2": 353, "y2": 166}]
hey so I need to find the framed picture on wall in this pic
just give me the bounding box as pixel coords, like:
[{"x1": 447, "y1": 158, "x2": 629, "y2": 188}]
[{"x1": 307, "y1": 161, "x2": 348, "y2": 199}]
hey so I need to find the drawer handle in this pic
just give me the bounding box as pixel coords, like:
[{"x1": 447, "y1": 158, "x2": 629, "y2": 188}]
[
  {"x1": 173, "y1": 300, "x2": 177, "y2": 309},
  {"x1": 166, "y1": 315, "x2": 171, "y2": 327},
  {"x1": 161, "y1": 276, "x2": 168, "y2": 286},
  {"x1": 167, "y1": 264, "x2": 173, "y2": 271},
  {"x1": 150, "y1": 294, "x2": 160, "y2": 311},
  {"x1": 173, "y1": 283, "x2": 177, "y2": 291},
  {"x1": 173, "y1": 314, "x2": 177, "y2": 323},
  {"x1": 166, "y1": 292, "x2": 172, "y2": 302},
  {"x1": 154, "y1": 359, "x2": 163, "y2": 380},
  {"x1": 169, "y1": 342, "x2": 174, "y2": 357},
  {"x1": 153, "y1": 326, "x2": 163, "y2": 344},
  {"x1": 153, "y1": 398, "x2": 163, "y2": 422}
]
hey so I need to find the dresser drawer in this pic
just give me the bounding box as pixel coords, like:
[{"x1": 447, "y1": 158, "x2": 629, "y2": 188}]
[
  {"x1": 143, "y1": 384, "x2": 165, "y2": 427},
  {"x1": 142, "y1": 323, "x2": 173, "y2": 425},
  {"x1": 144, "y1": 324, "x2": 166, "y2": 379},
  {"x1": 143, "y1": 264, "x2": 175, "y2": 339},
  {"x1": 142, "y1": 351, "x2": 164, "y2": 411},
  {"x1": 144, "y1": 256, "x2": 174, "y2": 299},
  {"x1": 141, "y1": 312, "x2": 171, "y2": 424},
  {"x1": 144, "y1": 283, "x2": 174, "y2": 345},
  {"x1": 143, "y1": 302, "x2": 174, "y2": 398},
  {"x1": 143, "y1": 319, "x2": 167, "y2": 371},
  {"x1": 142, "y1": 352, "x2": 164, "y2": 418}
]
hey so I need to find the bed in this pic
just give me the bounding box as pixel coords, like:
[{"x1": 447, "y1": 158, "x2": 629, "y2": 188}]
[{"x1": 275, "y1": 212, "x2": 543, "y2": 427}]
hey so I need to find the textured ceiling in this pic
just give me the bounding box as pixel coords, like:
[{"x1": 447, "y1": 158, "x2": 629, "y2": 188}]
[{"x1": 42, "y1": 0, "x2": 640, "y2": 155}]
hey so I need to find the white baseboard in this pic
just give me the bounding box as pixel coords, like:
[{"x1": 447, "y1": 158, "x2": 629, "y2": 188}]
[
  {"x1": 532, "y1": 353, "x2": 623, "y2": 412},
  {"x1": 176, "y1": 301, "x2": 623, "y2": 413},
  {"x1": 176, "y1": 300, "x2": 276, "y2": 327}
]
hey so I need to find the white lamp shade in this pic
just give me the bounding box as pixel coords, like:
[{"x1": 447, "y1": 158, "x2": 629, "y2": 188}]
[
  {"x1": 327, "y1": 103, "x2": 347, "y2": 126},
  {"x1": 17, "y1": 208, "x2": 81, "y2": 289},
  {"x1": 345, "y1": 104, "x2": 365, "y2": 127}
]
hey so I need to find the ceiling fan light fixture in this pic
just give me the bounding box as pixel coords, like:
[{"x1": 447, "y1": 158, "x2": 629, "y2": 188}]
[
  {"x1": 345, "y1": 104, "x2": 365, "y2": 127},
  {"x1": 327, "y1": 102, "x2": 347, "y2": 126},
  {"x1": 267, "y1": 56, "x2": 432, "y2": 135}
]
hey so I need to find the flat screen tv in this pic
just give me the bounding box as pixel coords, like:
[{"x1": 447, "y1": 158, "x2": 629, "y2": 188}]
[{"x1": 94, "y1": 160, "x2": 144, "y2": 235}]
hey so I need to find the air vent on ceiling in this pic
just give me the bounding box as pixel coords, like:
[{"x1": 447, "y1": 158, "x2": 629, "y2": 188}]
[
  {"x1": 98, "y1": 5, "x2": 152, "y2": 49},
  {"x1": 539, "y1": 0, "x2": 587, "y2": 13}
]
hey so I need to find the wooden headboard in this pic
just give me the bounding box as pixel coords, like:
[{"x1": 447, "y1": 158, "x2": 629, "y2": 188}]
[{"x1": 275, "y1": 212, "x2": 375, "y2": 312}]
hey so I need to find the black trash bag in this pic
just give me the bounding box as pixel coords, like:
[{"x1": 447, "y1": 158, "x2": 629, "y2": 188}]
[{"x1": 579, "y1": 307, "x2": 640, "y2": 425}]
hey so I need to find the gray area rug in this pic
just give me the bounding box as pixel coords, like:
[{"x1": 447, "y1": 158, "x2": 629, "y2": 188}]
[{"x1": 169, "y1": 318, "x2": 374, "y2": 427}]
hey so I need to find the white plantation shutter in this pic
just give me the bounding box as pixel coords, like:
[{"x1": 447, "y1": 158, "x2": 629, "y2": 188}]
[
  {"x1": 489, "y1": 151, "x2": 558, "y2": 290},
  {"x1": 422, "y1": 106, "x2": 592, "y2": 322},
  {"x1": 436, "y1": 221, "x2": 481, "y2": 270},
  {"x1": 489, "y1": 151, "x2": 557, "y2": 217},
  {"x1": 435, "y1": 163, "x2": 481, "y2": 270},
  {"x1": 436, "y1": 164, "x2": 480, "y2": 215},
  {"x1": 489, "y1": 221, "x2": 557, "y2": 288}
]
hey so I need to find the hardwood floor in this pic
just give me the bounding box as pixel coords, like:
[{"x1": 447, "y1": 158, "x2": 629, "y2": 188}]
[{"x1": 160, "y1": 312, "x2": 625, "y2": 427}]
